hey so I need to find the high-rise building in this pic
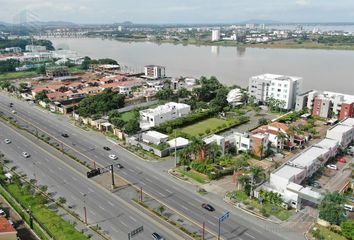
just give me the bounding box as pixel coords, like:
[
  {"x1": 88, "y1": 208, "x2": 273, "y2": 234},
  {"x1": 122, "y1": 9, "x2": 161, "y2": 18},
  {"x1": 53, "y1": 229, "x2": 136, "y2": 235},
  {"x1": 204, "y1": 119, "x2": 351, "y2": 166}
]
[
  {"x1": 248, "y1": 74, "x2": 302, "y2": 110},
  {"x1": 144, "y1": 65, "x2": 166, "y2": 79},
  {"x1": 211, "y1": 29, "x2": 221, "y2": 41}
]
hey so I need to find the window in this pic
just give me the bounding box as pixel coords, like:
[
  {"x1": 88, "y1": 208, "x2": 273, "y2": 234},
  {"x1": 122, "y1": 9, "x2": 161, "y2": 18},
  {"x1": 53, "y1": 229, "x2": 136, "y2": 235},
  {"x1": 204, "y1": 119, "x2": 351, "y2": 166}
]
[
  {"x1": 278, "y1": 89, "x2": 281, "y2": 92},
  {"x1": 284, "y1": 84, "x2": 288, "y2": 88},
  {"x1": 278, "y1": 83, "x2": 282, "y2": 87},
  {"x1": 284, "y1": 95, "x2": 287, "y2": 98},
  {"x1": 277, "y1": 94, "x2": 280, "y2": 97}
]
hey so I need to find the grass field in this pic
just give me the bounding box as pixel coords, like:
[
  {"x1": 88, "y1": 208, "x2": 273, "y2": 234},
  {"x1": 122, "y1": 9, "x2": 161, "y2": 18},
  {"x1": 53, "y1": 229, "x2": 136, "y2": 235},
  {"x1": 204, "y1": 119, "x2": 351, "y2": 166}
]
[
  {"x1": 177, "y1": 167, "x2": 209, "y2": 184},
  {"x1": 312, "y1": 224, "x2": 346, "y2": 240},
  {"x1": 180, "y1": 117, "x2": 229, "y2": 137},
  {"x1": 6, "y1": 183, "x2": 88, "y2": 240},
  {"x1": 0, "y1": 71, "x2": 38, "y2": 80},
  {"x1": 120, "y1": 111, "x2": 138, "y2": 123}
]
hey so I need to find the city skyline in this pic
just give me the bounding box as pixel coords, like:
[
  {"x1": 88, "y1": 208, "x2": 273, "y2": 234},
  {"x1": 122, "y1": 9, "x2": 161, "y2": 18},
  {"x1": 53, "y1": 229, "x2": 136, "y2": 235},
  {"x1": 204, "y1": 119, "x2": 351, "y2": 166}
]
[{"x1": 1, "y1": 0, "x2": 354, "y2": 24}]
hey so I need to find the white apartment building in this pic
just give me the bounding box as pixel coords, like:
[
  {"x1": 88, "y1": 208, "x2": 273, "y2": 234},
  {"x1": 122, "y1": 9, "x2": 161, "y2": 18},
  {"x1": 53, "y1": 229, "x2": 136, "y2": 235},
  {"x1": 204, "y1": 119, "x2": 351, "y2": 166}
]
[
  {"x1": 25, "y1": 45, "x2": 46, "y2": 52},
  {"x1": 248, "y1": 74, "x2": 302, "y2": 110},
  {"x1": 211, "y1": 29, "x2": 221, "y2": 41},
  {"x1": 326, "y1": 123, "x2": 354, "y2": 148},
  {"x1": 139, "y1": 102, "x2": 191, "y2": 130},
  {"x1": 144, "y1": 65, "x2": 166, "y2": 80}
]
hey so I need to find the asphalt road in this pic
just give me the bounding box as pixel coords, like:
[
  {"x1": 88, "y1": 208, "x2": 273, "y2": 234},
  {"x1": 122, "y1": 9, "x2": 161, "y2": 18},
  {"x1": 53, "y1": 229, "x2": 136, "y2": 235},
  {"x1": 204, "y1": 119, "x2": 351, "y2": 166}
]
[
  {"x1": 0, "y1": 93, "x2": 304, "y2": 240},
  {"x1": 0, "y1": 120, "x2": 182, "y2": 240}
]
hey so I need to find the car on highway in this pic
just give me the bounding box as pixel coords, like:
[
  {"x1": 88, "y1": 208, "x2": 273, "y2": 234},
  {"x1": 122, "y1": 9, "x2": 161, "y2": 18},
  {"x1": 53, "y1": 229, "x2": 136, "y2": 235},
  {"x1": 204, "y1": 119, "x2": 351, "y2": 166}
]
[
  {"x1": 22, "y1": 152, "x2": 30, "y2": 158},
  {"x1": 327, "y1": 164, "x2": 338, "y2": 170},
  {"x1": 61, "y1": 133, "x2": 69, "y2": 138},
  {"x1": 103, "y1": 146, "x2": 111, "y2": 151},
  {"x1": 116, "y1": 163, "x2": 123, "y2": 169},
  {"x1": 109, "y1": 154, "x2": 118, "y2": 160},
  {"x1": 9, "y1": 103, "x2": 13, "y2": 107},
  {"x1": 202, "y1": 203, "x2": 215, "y2": 211},
  {"x1": 11, "y1": 110, "x2": 16, "y2": 114},
  {"x1": 4, "y1": 139, "x2": 11, "y2": 144},
  {"x1": 152, "y1": 232, "x2": 164, "y2": 240}
]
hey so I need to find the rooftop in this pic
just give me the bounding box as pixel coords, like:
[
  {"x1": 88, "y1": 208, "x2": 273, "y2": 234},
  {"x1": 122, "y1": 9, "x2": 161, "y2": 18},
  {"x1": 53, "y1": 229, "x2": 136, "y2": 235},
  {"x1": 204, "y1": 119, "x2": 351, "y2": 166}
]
[
  {"x1": 144, "y1": 130, "x2": 169, "y2": 140},
  {"x1": 140, "y1": 102, "x2": 190, "y2": 117},
  {"x1": 251, "y1": 73, "x2": 302, "y2": 82},
  {"x1": 168, "y1": 137, "x2": 189, "y2": 148},
  {"x1": 289, "y1": 146, "x2": 328, "y2": 168},
  {"x1": 327, "y1": 124, "x2": 353, "y2": 135},
  {"x1": 0, "y1": 217, "x2": 16, "y2": 233},
  {"x1": 203, "y1": 134, "x2": 224, "y2": 145},
  {"x1": 341, "y1": 118, "x2": 354, "y2": 127},
  {"x1": 272, "y1": 165, "x2": 305, "y2": 180},
  {"x1": 315, "y1": 138, "x2": 339, "y2": 149}
]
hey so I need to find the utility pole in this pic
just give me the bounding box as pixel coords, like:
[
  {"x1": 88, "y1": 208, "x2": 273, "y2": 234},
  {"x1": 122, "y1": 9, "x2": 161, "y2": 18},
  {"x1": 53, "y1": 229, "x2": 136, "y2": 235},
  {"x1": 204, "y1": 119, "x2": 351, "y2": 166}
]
[
  {"x1": 83, "y1": 194, "x2": 87, "y2": 225},
  {"x1": 202, "y1": 222, "x2": 205, "y2": 240},
  {"x1": 110, "y1": 164, "x2": 115, "y2": 190}
]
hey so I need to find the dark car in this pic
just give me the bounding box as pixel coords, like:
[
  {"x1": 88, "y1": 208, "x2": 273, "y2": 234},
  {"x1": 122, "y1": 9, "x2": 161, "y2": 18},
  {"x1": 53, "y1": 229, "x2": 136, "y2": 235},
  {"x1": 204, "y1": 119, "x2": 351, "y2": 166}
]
[
  {"x1": 61, "y1": 133, "x2": 69, "y2": 138},
  {"x1": 9, "y1": 103, "x2": 13, "y2": 107},
  {"x1": 202, "y1": 203, "x2": 215, "y2": 211},
  {"x1": 152, "y1": 232, "x2": 164, "y2": 240},
  {"x1": 103, "y1": 146, "x2": 111, "y2": 151}
]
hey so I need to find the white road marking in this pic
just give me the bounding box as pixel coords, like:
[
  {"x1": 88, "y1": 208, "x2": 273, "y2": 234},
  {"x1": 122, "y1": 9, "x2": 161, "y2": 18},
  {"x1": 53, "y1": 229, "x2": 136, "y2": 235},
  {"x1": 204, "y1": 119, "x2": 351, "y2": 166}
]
[
  {"x1": 98, "y1": 205, "x2": 105, "y2": 211},
  {"x1": 140, "y1": 182, "x2": 146, "y2": 186},
  {"x1": 107, "y1": 201, "x2": 114, "y2": 207},
  {"x1": 181, "y1": 206, "x2": 188, "y2": 211},
  {"x1": 165, "y1": 189, "x2": 173, "y2": 194},
  {"x1": 157, "y1": 191, "x2": 165, "y2": 197},
  {"x1": 110, "y1": 226, "x2": 119, "y2": 233},
  {"x1": 71, "y1": 176, "x2": 77, "y2": 181},
  {"x1": 207, "y1": 220, "x2": 216, "y2": 226},
  {"x1": 88, "y1": 187, "x2": 94, "y2": 192},
  {"x1": 120, "y1": 221, "x2": 128, "y2": 228},
  {"x1": 129, "y1": 216, "x2": 137, "y2": 222},
  {"x1": 245, "y1": 232, "x2": 256, "y2": 239}
]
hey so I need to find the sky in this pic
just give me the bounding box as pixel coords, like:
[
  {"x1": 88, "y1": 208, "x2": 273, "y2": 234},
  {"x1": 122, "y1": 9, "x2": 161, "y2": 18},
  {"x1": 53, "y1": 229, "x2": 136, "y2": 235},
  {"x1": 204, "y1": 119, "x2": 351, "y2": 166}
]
[{"x1": 1, "y1": 0, "x2": 354, "y2": 24}]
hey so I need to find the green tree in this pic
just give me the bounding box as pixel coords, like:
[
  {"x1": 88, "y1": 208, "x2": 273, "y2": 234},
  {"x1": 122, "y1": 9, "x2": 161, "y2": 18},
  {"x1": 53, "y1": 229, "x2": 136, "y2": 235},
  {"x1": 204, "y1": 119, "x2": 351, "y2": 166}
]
[
  {"x1": 156, "y1": 88, "x2": 174, "y2": 100},
  {"x1": 340, "y1": 219, "x2": 354, "y2": 240},
  {"x1": 35, "y1": 91, "x2": 48, "y2": 102},
  {"x1": 177, "y1": 87, "x2": 190, "y2": 98},
  {"x1": 319, "y1": 192, "x2": 346, "y2": 225},
  {"x1": 124, "y1": 119, "x2": 140, "y2": 135},
  {"x1": 258, "y1": 118, "x2": 269, "y2": 126}
]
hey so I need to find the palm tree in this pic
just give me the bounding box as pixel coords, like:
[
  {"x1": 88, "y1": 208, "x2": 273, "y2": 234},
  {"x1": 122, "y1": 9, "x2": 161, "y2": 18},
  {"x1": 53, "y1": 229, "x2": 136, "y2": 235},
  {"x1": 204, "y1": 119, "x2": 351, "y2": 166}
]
[
  {"x1": 237, "y1": 175, "x2": 249, "y2": 191},
  {"x1": 250, "y1": 166, "x2": 265, "y2": 183}
]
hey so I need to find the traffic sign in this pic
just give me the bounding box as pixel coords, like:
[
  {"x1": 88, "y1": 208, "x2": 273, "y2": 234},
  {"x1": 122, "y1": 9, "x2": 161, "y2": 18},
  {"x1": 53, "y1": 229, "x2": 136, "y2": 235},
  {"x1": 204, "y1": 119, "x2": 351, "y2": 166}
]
[
  {"x1": 219, "y1": 211, "x2": 230, "y2": 223},
  {"x1": 128, "y1": 226, "x2": 144, "y2": 239}
]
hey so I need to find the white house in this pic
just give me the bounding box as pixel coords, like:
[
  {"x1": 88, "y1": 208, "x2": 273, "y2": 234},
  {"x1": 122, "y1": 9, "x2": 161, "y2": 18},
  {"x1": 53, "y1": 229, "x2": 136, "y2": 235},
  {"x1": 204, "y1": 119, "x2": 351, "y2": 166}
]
[
  {"x1": 248, "y1": 74, "x2": 302, "y2": 110},
  {"x1": 141, "y1": 131, "x2": 169, "y2": 145},
  {"x1": 144, "y1": 65, "x2": 166, "y2": 79},
  {"x1": 203, "y1": 134, "x2": 226, "y2": 155},
  {"x1": 227, "y1": 88, "x2": 243, "y2": 106},
  {"x1": 139, "y1": 102, "x2": 191, "y2": 130}
]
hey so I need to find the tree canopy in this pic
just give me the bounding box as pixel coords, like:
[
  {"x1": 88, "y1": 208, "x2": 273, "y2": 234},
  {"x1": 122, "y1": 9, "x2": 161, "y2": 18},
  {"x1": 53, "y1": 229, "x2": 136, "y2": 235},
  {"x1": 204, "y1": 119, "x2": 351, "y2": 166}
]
[
  {"x1": 77, "y1": 89, "x2": 125, "y2": 117},
  {"x1": 319, "y1": 192, "x2": 346, "y2": 225}
]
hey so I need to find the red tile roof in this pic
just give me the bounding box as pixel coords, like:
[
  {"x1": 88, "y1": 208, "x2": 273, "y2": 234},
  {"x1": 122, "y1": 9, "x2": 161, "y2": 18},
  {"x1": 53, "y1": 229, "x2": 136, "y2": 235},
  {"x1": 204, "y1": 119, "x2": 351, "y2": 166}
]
[
  {"x1": 32, "y1": 87, "x2": 48, "y2": 93},
  {"x1": 100, "y1": 75, "x2": 126, "y2": 83},
  {"x1": 0, "y1": 217, "x2": 16, "y2": 233},
  {"x1": 46, "y1": 92, "x2": 67, "y2": 99}
]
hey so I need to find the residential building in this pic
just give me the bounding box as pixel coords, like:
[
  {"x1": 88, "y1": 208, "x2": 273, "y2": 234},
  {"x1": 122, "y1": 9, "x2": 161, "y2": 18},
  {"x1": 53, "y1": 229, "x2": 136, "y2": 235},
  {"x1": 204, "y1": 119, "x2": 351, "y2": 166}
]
[
  {"x1": 46, "y1": 66, "x2": 70, "y2": 78},
  {"x1": 211, "y1": 29, "x2": 221, "y2": 41},
  {"x1": 46, "y1": 92, "x2": 68, "y2": 102},
  {"x1": 203, "y1": 134, "x2": 226, "y2": 155},
  {"x1": 100, "y1": 80, "x2": 141, "y2": 94},
  {"x1": 326, "y1": 122, "x2": 354, "y2": 147},
  {"x1": 25, "y1": 45, "x2": 46, "y2": 52},
  {"x1": 90, "y1": 64, "x2": 120, "y2": 74},
  {"x1": 248, "y1": 73, "x2": 302, "y2": 110},
  {"x1": 295, "y1": 90, "x2": 312, "y2": 111},
  {"x1": 168, "y1": 137, "x2": 189, "y2": 149},
  {"x1": 139, "y1": 102, "x2": 191, "y2": 130},
  {"x1": 0, "y1": 217, "x2": 17, "y2": 240},
  {"x1": 144, "y1": 65, "x2": 166, "y2": 80},
  {"x1": 298, "y1": 90, "x2": 354, "y2": 120},
  {"x1": 257, "y1": 137, "x2": 338, "y2": 209},
  {"x1": 234, "y1": 132, "x2": 270, "y2": 159},
  {"x1": 142, "y1": 131, "x2": 169, "y2": 145},
  {"x1": 4, "y1": 47, "x2": 22, "y2": 53}
]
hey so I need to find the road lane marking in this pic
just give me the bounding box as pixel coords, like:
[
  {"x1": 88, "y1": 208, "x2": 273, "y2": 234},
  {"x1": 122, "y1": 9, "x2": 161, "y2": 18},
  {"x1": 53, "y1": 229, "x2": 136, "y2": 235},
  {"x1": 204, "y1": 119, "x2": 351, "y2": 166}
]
[
  {"x1": 120, "y1": 221, "x2": 128, "y2": 228},
  {"x1": 129, "y1": 216, "x2": 137, "y2": 223},
  {"x1": 245, "y1": 232, "x2": 256, "y2": 239},
  {"x1": 71, "y1": 176, "x2": 77, "y2": 181},
  {"x1": 107, "y1": 201, "x2": 114, "y2": 207},
  {"x1": 98, "y1": 205, "x2": 105, "y2": 211}
]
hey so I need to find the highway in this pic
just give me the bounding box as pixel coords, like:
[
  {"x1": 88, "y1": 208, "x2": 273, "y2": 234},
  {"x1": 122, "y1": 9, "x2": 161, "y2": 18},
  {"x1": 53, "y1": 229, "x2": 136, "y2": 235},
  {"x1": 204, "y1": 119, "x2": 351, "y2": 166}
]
[
  {"x1": 0, "y1": 93, "x2": 304, "y2": 240},
  {"x1": 0, "y1": 120, "x2": 182, "y2": 240}
]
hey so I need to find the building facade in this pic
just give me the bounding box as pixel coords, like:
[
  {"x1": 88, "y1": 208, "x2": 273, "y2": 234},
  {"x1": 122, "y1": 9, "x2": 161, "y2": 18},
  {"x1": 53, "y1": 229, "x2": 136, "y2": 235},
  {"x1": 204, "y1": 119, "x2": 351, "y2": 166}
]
[
  {"x1": 139, "y1": 102, "x2": 191, "y2": 130},
  {"x1": 211, "y1": 29, "x2": 221, "y2": 41},
  {"x1": 248, "y1": 74, "x2": 302, "y2": 110},
  {"x1": 144, "y1": 65, "x2": 166, "y2": 80}
]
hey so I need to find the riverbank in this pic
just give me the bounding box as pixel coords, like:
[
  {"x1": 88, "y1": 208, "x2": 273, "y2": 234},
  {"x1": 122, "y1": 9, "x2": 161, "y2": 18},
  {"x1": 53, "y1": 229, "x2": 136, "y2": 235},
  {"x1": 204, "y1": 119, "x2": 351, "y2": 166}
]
[{"x1": 90, "y1": 36, "x2": 354, "y2": 51}]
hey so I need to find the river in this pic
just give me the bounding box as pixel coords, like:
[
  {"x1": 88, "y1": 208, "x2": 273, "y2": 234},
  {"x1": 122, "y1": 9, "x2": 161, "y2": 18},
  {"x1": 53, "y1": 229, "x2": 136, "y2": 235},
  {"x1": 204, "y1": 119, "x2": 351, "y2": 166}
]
[{"x1": 50, "y1": 38, "x2": 354, "y2": 94}]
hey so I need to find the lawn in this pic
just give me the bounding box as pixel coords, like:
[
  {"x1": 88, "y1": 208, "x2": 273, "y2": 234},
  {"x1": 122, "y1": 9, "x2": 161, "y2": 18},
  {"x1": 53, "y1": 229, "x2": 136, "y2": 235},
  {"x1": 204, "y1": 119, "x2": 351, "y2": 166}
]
[
  {"x1": 312, "y1": 225, "x2": 346, "y2": 240},
  {"x1": 120, "y1": 111, "x2": 138, "y2": 123},
  {"x1": 227, "y1": 190, "x2": 249, "y2": 202},
  {"x1": 177, "y1": 167, "x2": 209, "y2": 184},
  {"x1": 180, "y1": 117, "x2": 230, "y2": 137},
  {"x1": 0, "y1": 71, "x2": 38, "y2": 79}
]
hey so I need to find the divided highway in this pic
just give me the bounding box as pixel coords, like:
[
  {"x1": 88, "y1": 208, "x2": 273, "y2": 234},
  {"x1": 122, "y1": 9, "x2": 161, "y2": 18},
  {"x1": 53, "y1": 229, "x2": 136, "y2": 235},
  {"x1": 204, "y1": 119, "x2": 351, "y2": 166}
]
[
  {"x1": 0, "y1": 120, "x2": 182, "y2": 240},
  {"x1": 0, "y1": 93, "x2": 303, "y2": 240}
]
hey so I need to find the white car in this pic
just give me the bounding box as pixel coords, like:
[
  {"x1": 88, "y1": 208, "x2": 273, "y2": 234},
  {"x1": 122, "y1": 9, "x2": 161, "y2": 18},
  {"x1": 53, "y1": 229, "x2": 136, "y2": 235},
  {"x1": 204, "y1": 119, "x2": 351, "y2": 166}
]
[
  {"x1": 109, "y1": 154, "x2": 118, "y2": 160},
  {"x1": 327, "y1": 164, "x2": 338, "y2": 170},
  {"x1": 0, "y1": 209, "x2": 7, "y2": 218},
  {"x1": 22, "y1": 152, "x2": 30, "y2": 158},
  {"x1": 11, "y1": 110, "x2": 16, "y2": 114},
  {"x1": 4, "y1": 139, "x2": 11, "y2": 144}
]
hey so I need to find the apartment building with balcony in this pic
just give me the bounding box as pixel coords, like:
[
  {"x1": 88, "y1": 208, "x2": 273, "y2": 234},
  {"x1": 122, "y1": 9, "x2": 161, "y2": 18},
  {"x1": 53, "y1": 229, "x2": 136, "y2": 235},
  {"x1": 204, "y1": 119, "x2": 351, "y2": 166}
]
[{"x1": 144, "y1": 65, "x2": 166, "y2": 80}]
